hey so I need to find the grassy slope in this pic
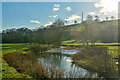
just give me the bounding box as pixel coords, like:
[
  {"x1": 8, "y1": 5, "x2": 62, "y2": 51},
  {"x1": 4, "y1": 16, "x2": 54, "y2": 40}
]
[
  {"x1": 62, "y1": 20, "x2": 118, "y2": 41},
  {"x1": 61, "y1": 20, "x2": 119, "y2": 57},
  {"x1": 1, "y1": 43, "x2": 31, "y2": 78}
]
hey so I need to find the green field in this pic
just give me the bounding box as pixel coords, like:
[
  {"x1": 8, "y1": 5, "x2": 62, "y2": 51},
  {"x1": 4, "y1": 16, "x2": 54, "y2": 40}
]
[
  {"x1": 1, "y1": 42, "x2": 119, "y2": 78},
  {"x1": 1, "y1": 43, "x2": 31, "y2": 78},
  {"x1": 62, "y1": 40, "x2": 120, "y2": 46}
]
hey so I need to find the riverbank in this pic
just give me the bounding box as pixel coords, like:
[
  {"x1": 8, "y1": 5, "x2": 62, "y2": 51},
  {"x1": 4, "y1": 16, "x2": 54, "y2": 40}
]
[
  {"x1": 1, "y1": 43, "x2": 119, "y2": 78},
  {"x1": 2, "y1": 44, "x2": 98, "y2": 78},
  {"x1": 3, "y1": 51, "x2": 97, "y2": 78},
  {"x1": 71, "y1": 46, "x2": 118, "y2": 78},
  {"x1": 1, "y1": 43, "x2": 31, "y2": 78}
]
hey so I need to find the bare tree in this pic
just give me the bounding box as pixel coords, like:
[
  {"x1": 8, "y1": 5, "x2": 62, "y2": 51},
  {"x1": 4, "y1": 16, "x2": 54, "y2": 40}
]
[{"x1": 106, "y1": 17, "x2": 109, "y2": 21}]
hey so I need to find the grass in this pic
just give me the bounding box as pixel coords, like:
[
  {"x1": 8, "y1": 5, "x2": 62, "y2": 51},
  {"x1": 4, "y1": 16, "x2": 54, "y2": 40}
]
[
  {"x1": 2, "y1": 59, "x2": 31, "y2": 78},
  {"x1": 1, "y1": 43, "x2": 31, "y2": 78},
  {"x1": 3, "y1": 52, "x2": 66, "y2": 78},
  {"x1": 62, "y1": 40, "x2": 119, "y2": 57},
  {"x1": 62, "y1": 40, "x2": 119, "y2": 77},
  {"x1": 62, "y1": 40, "x2": 120, "y2": 46},
  {"x1": 72, "y1": 46, "x2": 118, "y2": 78},
  {"x1": 1, "y1": 43, "x2": 54, "y2": 78},
  {"x1": 1, "y1": 42, "x2": 119, "y2": 78},
  {"x1": 1, "y1": 43, "x2": 29, "y2": 55}
]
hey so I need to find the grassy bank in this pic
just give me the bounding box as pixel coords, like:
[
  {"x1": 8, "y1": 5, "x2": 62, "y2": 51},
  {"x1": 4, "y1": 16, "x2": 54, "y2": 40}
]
[
  {"x1": 71, "y1": 46, "x2": 118, "y2": 78},
  {"x1": 1, "y1": 43, "x2": 31, "y2": 78},
  {"x1": 1, "y1": 43, "x2": 61, "y2": 78},
  {"x1": 3, "y1": 52, "x2": 67, "y2": 78}
]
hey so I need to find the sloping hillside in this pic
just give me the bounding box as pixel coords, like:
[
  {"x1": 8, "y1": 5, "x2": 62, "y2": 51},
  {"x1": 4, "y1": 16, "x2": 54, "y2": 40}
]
[{"x1": 61, "y1": 19, "x2": 118, "y2": 42}]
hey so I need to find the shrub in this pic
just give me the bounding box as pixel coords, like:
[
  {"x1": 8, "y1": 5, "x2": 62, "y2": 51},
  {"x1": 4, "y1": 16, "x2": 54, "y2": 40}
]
[
  {"x1": 29, "y1": 45, "x2": 50, "y2": 54},
  {"x1": 72, "y1": 46, "x2": 117, "y2": 78},
  {"x1": 4, "y1": 53, "x2": 65, "y2": 78}
]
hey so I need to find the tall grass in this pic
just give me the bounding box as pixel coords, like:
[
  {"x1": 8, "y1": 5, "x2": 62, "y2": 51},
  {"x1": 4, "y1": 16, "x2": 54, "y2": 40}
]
[
  {"x1": 72, "y1": 46, "x2": 117, "y2": 78},
  {"x1": 3, "y1": 52, "x2": 67, "y2": 78}
]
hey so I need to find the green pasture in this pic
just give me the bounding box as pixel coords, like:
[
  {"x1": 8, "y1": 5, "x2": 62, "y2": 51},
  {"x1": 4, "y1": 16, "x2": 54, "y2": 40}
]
[{"x1": 62, "y1": 40, "x2": 120, "y2": 46}]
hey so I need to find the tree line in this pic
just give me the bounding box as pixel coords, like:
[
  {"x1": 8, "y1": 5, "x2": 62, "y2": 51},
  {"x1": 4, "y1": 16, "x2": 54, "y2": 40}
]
[{"x1": 1, "y1": 17, "x2": 118, "y2": 45}]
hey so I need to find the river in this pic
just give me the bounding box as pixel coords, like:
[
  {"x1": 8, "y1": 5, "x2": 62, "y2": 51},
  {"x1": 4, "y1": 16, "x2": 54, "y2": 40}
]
[{"x1": 38, "y1": 46, "x2": 98, "y2": 78}]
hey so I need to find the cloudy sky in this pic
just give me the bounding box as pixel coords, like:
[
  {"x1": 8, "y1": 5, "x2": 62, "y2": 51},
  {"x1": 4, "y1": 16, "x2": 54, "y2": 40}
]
[{"x1": 2, "y1": 0, "x2": 119, "y2": 30}]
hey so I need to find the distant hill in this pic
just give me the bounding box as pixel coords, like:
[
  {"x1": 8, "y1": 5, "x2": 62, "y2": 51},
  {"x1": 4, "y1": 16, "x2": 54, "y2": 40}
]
[
  {"x1": 60, "y1": 19, "x2": 118, "y2": 42},
  {"x1": 62, "y1": 19, "x2": 118, "y2": 31}
]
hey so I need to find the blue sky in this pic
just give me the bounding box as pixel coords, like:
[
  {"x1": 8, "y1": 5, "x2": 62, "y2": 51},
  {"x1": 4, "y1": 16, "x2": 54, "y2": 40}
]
[{"x1": 2, "y1": 1, "x2": 118, "y2": 30}]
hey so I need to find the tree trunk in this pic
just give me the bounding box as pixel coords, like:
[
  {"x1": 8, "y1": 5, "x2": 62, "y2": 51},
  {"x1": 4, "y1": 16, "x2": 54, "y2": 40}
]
[{"x1": 86, "y1": 41, "x2": 89, "y2": 47}]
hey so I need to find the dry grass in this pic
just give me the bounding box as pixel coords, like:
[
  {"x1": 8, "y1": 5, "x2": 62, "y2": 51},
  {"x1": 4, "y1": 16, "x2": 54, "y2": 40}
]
[
  {"x1": 3, "y1": 52, "x2": 66, "y2": 78},
  {"x1": 28, "y1": 45, "x2": 51, "y2": 54},
  {"x1": 72, "y1": 46, "x2": 117, "y2": 78}
]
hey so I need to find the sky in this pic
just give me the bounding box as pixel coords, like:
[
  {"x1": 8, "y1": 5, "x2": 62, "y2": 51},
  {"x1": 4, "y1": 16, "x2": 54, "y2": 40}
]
[{"x1": 2, "y1": 0, "x2": 119, "y2": 30}]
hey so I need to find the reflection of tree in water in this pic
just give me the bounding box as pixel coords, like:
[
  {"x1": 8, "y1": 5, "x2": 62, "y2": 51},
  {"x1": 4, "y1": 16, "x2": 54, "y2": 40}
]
[
  {"x1": 52, "y1": 54, "x2": 63, "y2": 69},
  {"x1": 38, "y1": 54, "x2": 97, "y2": 78},
  {"x1": 41, "y1": 54, "x2": 63, "y2": 68}
]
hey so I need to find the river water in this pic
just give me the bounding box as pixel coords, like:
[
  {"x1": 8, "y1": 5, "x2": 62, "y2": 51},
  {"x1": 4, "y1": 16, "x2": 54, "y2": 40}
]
[{"x1": 38, "y1": 46, "x2": 98, "y2": 78}]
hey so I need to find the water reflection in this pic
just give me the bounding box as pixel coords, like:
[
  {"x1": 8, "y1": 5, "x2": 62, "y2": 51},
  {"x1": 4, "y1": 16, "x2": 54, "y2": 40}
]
[
  {"x1": 45, "y1": 48, "x2": 78, "y2": 54},
  {"x1": 38, "y1": 54, "x2": 98, "y2": 78}
]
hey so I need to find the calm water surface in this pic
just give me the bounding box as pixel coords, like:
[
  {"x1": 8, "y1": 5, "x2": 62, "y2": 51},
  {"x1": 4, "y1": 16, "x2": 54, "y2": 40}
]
[{"x1": 38, "y1": 46, "x2": 98, "y2": 78}]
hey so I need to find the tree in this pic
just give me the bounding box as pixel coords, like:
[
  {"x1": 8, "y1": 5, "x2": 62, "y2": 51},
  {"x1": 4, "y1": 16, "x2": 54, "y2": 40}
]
[
  {"x1": 52, "y1": 19, "x2": 64, "y2": 27},
  {"x1": 94, "y1": 15, "x2": 100, "y2": 22},
  {"x1": 95, "y1": 15, "x2": 99, "y2": 19},
  {"x1": 111, "y1": 16, "x2": 115, "y2": 20},
  {"x1": 65, "y1": 20, "x2": 68, "y2": 25},
  {"x1": 74, "y1": 20, "x2": 77, "y2": 24},
  {"x1": 106, "y1": 17, "x2": 109, "y2": 21},
  {"x1": 29, "y1": 45, "x2": 50, "y2": 54},
  {"x1": 86, "y1": 15, "x2": 94, "y2": 24}
]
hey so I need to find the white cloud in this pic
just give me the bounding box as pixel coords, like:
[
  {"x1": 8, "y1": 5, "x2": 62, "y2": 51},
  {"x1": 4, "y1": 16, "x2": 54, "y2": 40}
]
[
  {"x1": 95, "y1": 0, "x2": 119, "y2": 15},
  {"x1": 54, "y1": 4, "x2": 60, "y2": 7},
  {"x1": 65, "y1": 15, "x2": 81, "y2": 22},
  {"x1": 88, "y1": 12, "x2": 96, "y2": 15},
  {"x1": 66, "y1": 6, "x2": 71, "y2": 11},
  {"x1": 44, "y1": 22, "x2": 53, "y2": 27},
  {"x1": 30, "y1": 20, "x2": 40, "y2": 24},
  {"x1": 53, "y1": 8, "x2": 59, "y2": 12},
  {"x1": 49, "y1": 15, "x2": 57, "y2": 18},
  {"x1": 53, "y1": 15, "x2": 57, "y2": 17}
]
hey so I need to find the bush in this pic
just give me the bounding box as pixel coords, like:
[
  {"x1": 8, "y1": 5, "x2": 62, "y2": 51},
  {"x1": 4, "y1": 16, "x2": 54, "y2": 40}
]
[
  {"x1": 4, "y1": 53, "x2": 65, "y2": 78},
  {"x1": 72, "y1": 46, "x2": 117, "y2": 78},
  {"x1": 29, "y1": 45, "x2": 50, "y2": 54}
]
